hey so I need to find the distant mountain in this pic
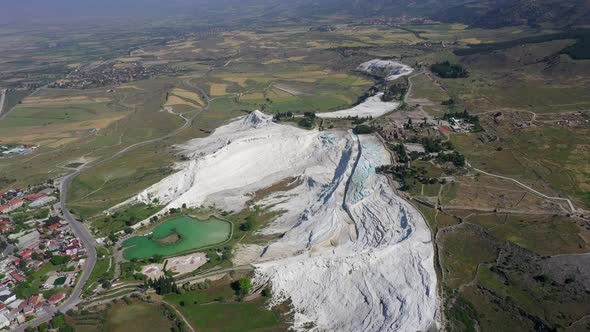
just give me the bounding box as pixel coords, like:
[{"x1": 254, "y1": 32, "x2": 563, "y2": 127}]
[
  {"x1": 433, "y1": 0, "x2": 590, "y2": 28},
  {"x1": 275, "y1": 0, "x2": 590, "y2": 28},
  {"x1": 2, "y1": 0, "x2": 588, "y2": 29}
]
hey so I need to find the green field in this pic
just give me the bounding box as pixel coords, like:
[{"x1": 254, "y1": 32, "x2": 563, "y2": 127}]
[
  {"x1": 103, "y1": 301, "x2": 175, "y2": 332},
  {"x1": 122, "y1": 216, "x2": 231, "y2": 260},
  {"x1": 166, "y1": 291, "x2": 286, "y2": 332},
  {"x1": 84, "y1": 247, "x2": 114, "y2": 294}
]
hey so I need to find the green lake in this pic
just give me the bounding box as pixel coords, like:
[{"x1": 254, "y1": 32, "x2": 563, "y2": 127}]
[{"x1": 122, "y1": 216, "x2": 231, "y2": 260}]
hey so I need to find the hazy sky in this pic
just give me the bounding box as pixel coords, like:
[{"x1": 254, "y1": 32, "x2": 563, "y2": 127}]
[{"x1": 0, "y1": 0, "x2": 209, "y2": 22}]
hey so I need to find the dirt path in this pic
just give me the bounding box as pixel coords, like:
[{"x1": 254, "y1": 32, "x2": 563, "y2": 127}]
[
  {"x1": 403, "y1": 71, "x2": 423, "y2": 104},
  {"x1": 162, "y1": 301, "x2": 196, "y2": 332}
]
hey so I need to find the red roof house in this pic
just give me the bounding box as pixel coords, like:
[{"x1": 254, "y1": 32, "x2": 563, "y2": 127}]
[
  {"x1": 47, "y1": 293, "x2": 65, "y2": 305},
  {"x1": 19, "y1": 249, "x2": 33, "y2": 259},
  {"x1": 9, "y1": 271, "x2": 25, "y2": 283},
  {"x1": 47, "y1": 223, "x2": 62, "y2": 231},
  {"x1": 24, "y1": 193, "x2": 46, "y2": 201},
  {"x1": 8, "y1": 198, "x2": 23, "y2": 207}
]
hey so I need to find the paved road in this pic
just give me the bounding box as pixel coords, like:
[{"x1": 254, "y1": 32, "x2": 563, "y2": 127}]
[{"x1": 0, "y1": 89, "x2": 5, "y2": 118}]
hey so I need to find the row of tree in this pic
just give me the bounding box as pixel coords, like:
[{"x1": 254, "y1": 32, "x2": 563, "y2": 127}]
[{"x1": 145, "y1": 275, "x2": 180, "y2": 295}]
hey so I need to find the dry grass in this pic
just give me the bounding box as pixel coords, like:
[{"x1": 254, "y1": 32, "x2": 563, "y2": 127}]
[
  {"x1": 0, "y1": 114, "x2": 127, "y2": 145},
  {"x1": 22, "y1": 96, "x2": 110, "y2": 105},
  {"x1": 117, "y1": 85, "x2": 144, "y2": 91},
  {"x1": 460, "y1": 38, "x2": 482, "y2": 44},
  {"x1": 114, "y1": 57, "x2": 143, "y2": 63},
  {"x1": 209, "y1": 83, "x2": 228, "y2": 96},
  {"x1": 164, "y1": 88, "x2": 204, "y2": 108},
  {"x1": 241, "y1": 92, "x2": 265, "y2": 100},
  {"x1": 168, "y1": 41, "x2": 195, "y2": 50},
  {"x1": 262, "y1": 56, "x2": 307, "y2": 64},
  {"x1": 164, "y1": 95, "x2": 200, "y2": 108},
  {"x1": 171, "y1": 88, "x2": 204, "y2": 105}
]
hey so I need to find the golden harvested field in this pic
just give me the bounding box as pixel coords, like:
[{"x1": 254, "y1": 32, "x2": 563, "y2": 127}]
[
  {"x1": 164, "y1": 88, "x2": 204, "y2": 108},
  {"x1": 164, "y1": 95, "x2": 200, "y2": 108},
  {"x1": 171, "y1": 88, "x2": 204, "y2": 105},
  {"x1": 0, "y1": 114, "x2": 127, "y2": 146},
  {"x1": 22, "y1": 96, "x2": 111, "y2": 105},
  {"x1": 241, "y1": 92, "x2": 265, "y2": 100},
  {"x1": 262, "y1": 56, "x2": 307, "y2": 64},
  {"x1": 209, "y1": 83, "x2": 228, "y2": 96},
  {"x1": 460, "y1": 38, "x2": 482, "y2": 44},
  {"x1": 117, "y1": 85, "x2": 144, "y2": 91},
  {"x1": 114, "y1": 57, "x2": 143, "y2": 63}
]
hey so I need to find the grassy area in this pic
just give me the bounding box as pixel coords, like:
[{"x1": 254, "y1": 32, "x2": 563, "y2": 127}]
[
  {"x1": 84, "y1": 247, "x2": 114, "y2": 295},
  {"x1": 90, "y1": 204, "x2": 162, "y2": 237},
  {"x1": 452, "y1": 125, "x2": 590, "y2": 209},
  {"x1": 103, "y1": 300, "x2": 176, "y2": 332},
  {"x1": 68, "y1": 144, "x2": 172, "y2": 220},
  {"x1": 467, "y1": 214, "x2": 588, "y2": 255},
  {"x1": 166, "y1": 286, "x2": 286, "y2": 332}
]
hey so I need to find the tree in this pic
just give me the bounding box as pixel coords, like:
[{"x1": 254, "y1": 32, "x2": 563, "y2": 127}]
[
  {"x1": 49, "y1": 314, "x2": 66, "y2": 329},
  {"x1": 232, "y1": 278, "x2": 252, "y2": 297},
  {"x1": 108, "y1": 233, "x2": 119, "y2": 243},
  {"x1": 240, "y1": 215, "x2": 255, "y2": 231},
  {"x1": 101, "y1": 280, "x2": 112, "y2": 289},
  {"x1": 50, "y1": 255, "x2": 71, "y2": 266},
  {"x1": 151, "y1": 254, "x2": 163, "y2": 263},
  {"x1": 148, "y1": 275, "x2": 179, "y2": 295},
  {"x1": 124, "y1": 227, "x2": 133, "y2": 234}
]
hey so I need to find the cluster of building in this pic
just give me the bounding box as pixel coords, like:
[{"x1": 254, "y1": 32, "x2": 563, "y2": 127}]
[
  {"x1": 0, "y1": 145, "x2": 36, "y2": 158},
  {"x1": 448, "y1": 117, "x2": 476, "y2": 133},
  {"x1": 0, "y1": 291, "x2": 67, "y2": 328},
  {"x1": 360, "y1": 15, "x2": 435, "y2": 25},
  {"x1": 0, "y1": 185, "x2": 85, "y2": 329},
  {"x1": 377, "y1": 111, "x2": 451, "y2": 142},
  {"x1": 49, "y1": 61, "x2": 182, "y2": 89},
  {"x1": 0, "y1": 188, "x2": 56, "y2": 215}
]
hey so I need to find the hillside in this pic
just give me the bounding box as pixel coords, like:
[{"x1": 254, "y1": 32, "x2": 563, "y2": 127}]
[{"x1": 434, "y1": 0, "x2": 590, "y2": 28}]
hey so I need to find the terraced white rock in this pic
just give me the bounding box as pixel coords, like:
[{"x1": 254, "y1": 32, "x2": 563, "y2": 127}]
[
  {"x1": 358, "y1": 59, "x2": 414, "y2": 81},
  {"x1": 315, "y1": 92, "x2": 400, "y2": 119},
  {"x1": 124, "y1": 69, "x2": 436, "y2": 331}
]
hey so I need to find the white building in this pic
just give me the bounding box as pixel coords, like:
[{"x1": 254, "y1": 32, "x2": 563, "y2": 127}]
[
  {"x1": 0, "y1": 313, "x2": 9, "y2": 329},
  {"x1": 29, "y1": 196, "x2": 57, "y2": 208}
]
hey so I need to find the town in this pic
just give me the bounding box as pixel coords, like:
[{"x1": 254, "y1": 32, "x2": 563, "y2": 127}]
[
  {"x1": 49, "y1": 61, "x2": 184, "y2": 89},
  {"x1": 0, "y1": 182, "x2": 85, "y2": 329}
]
